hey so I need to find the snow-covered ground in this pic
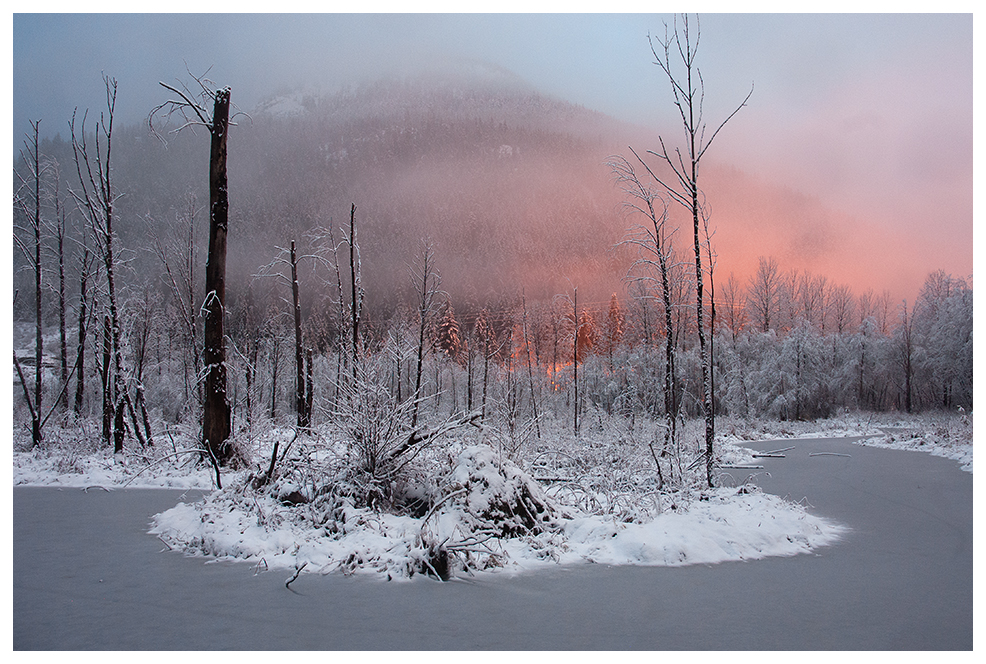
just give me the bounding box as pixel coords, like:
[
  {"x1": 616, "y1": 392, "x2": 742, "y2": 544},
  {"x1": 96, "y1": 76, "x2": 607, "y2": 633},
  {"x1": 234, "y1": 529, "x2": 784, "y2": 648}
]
[
  {"x1": 148, "y1": 476, "x2": 844, "y2": 581},
  {"x1": 853, "y1": 414, "x2": 974, "y2": 473},
  {"x1": 13, "y1": 411, "x2": 970, "y2": 582}
]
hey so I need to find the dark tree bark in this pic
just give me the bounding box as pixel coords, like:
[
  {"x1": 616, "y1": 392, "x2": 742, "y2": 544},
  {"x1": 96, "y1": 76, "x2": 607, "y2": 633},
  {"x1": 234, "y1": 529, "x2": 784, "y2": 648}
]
[
  {"x1": 32, "y1": 125, "x2": 43, "y2": 443},
  {"x1": 305, "y1": 347, "x2": 314, "y2": 427},
  {"x1": 269, "y1": 335, "x2": 280, "y2": 421},
  {"x1": 290, "y1": 240, "x2": 309, "y2": 429},
  {"x1": 100, "y1": 315, "x2": 112, "y2": 444},
  {"x1": 153, "y1": 79, "x2": 235, "y2": 464},
  {"x1": 410, "y1": 244, "x2": 439, "y2": 428},
  {"x1": 202, "y1": 87, "x2": 233, "y2": 464},
  {"x1": 73, "y1": 246, "x2": 90, "y2": 415},
  {"x1": 573, "y1": 287, "x2": 579, "y2": 437},
  {"x1": 53, "y1": 169, "x2": 69, "y2": 411},
  {"x1": 348, "y1": 203, "x2": 361, "y2": 383}
]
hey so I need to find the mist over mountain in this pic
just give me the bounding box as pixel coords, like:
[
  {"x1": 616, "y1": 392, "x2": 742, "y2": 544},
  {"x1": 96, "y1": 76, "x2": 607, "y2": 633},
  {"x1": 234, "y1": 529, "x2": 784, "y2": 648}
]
[
  {"x1": 15, "y1": 60, "x2": 922, "y2": 329},
  {"x1": 235, "y1": 65, "x2": 637, "y2": 309},
  {"x1": 19, "y1": 65, "x2": 648, "y2": 326}
]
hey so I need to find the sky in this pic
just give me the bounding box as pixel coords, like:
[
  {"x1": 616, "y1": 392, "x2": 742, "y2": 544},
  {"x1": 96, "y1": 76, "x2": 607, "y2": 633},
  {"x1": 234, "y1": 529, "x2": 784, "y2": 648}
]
[{"x1": 8, "y1": 4, "x2": 976, "y2": 304}]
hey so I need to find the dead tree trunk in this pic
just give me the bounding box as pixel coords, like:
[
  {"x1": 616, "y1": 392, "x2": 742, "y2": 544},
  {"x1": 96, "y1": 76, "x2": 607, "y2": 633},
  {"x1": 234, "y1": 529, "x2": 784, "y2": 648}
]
[
  {"x1": 152, "y1": 79, "x2": 235, "y2": 466},
  {"x1": 73, "y1": 246, "x2": 90, "y2": 414},
  {"x1": 291, "y1": 240, "x2": 309, "y2": 429},
  {"x1": 410, "y1": 244, "x2": 440, "y2": 428},
  {"x1": 573, "y1": 287, "x2": 579, "y2": 437},
  {"x1": 100, "y1": 315, "x2": 112, "y2": 444},
  {"x1": 53, "y1": 169, "x2": 69, "y2": 411},
  {"x1": 348, "y1": 204, "x2": 361, "y2": 384},
  {"x1": 202, "y1": 88, "x2": 233, "y2": 464}
]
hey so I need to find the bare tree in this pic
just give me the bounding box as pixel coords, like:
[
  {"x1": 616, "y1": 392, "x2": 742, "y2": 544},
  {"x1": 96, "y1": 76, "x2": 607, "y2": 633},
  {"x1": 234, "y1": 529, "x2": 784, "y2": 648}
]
[
  {"x1": 151, "y1": 75, "x2": 236, "y2": 468},
  {"x1": 828, "y1": 284, "x2": 856, "y2": 337},
  {"x1": 255, "y1": 232, "x2": 335, "y2": 430},
  {"x1": 610, "y1": 153, "x2": 680, "y2": 488},
  {"x1": 796, "y1": 271, "x2": 828, "y2": 331},
  {"x1": 44, "y1": 159, "x2": 71, "y2": 411},
  {"x1": 893, "y1": 301, "x2": 915, "y2": 413},
  {"x1": 520, "y1": 291, "x2": 541, "y2": 440},
  {"x1": 635, "y1": 14, "x2": 752, "y2": 487},
  {"x1": 748, "y1": 256, "x2": 781, "y2": 334},
  {"x1": 408, "y1": 242, "x2": 442, "y2": 428},
  {"x1": 71, "y1": 76, "x2": 132, "y2": 453},
  {"x1": 473, "y1": 308, "x2": 498, "y2": 421},
  {"x1": 346, "y1": 204, "x2": 363, "y2": 381},
  {"x1": 73, "y1": 234, "x2": 96, "y2": 415},
  {"x1": 149, "y1": 194, "x2": 203, "y2": 410},
  {"x1": 13, "y1": 120, "x2": 46, "y2": 446},
  {"x1": 719, "y1": 272, "x2": 746, "y2": 341}
]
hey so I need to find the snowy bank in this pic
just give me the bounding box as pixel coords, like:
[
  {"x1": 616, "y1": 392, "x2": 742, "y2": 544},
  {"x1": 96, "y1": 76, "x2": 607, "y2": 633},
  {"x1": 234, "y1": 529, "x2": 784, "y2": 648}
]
[
  {"x1": 854, "y1": 424, "x2": 973, "y2": 473},
  {"x1": 150, "y1": 445, "x2": 846, "y2": 581},
  {"x1": 13, "y1": 446, "x2": 223, "y2": 489}
]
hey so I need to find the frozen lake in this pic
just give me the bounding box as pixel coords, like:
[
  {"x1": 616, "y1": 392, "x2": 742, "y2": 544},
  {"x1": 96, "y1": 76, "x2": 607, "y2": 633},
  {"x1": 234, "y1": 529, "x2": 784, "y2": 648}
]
[{"x1": 13, "y1": 436, "x2": 972, "y2": 650}]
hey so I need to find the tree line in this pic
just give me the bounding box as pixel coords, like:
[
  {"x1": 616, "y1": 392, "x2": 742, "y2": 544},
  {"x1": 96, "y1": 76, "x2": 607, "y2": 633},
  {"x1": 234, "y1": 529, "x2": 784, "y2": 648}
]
[{"x1": 13, "y1": 45, "x2": 971, "y2": 494}]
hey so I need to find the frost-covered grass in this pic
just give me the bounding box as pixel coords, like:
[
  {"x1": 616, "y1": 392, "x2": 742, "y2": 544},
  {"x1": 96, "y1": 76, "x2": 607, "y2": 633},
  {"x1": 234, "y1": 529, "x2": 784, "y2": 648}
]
[
  {"x1": 714, "y1": 410, "x2": 973, "y2": 473},
  {"x1": 852, "y1": 411, "x2": 973, "y2": 473},
  {"x1": 13, "y1": 420, "x2": 225, "y2": 489},
  {"x1": 716, "y1": 411, "x2": 885, "y2": 442}
]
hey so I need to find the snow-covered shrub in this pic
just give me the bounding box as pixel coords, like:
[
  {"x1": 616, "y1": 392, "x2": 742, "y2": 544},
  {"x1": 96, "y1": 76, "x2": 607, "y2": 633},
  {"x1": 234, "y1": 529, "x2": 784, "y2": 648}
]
[{"x1": 433, "y1": 445, "x2": 558, "y2": 537}]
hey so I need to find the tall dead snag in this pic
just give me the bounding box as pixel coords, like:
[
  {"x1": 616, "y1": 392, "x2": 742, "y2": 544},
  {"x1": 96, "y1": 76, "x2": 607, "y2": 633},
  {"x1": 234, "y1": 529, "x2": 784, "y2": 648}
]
[
  {"x1": 203, "y1": 87, "x2": 233, "y2": 464},
  {"x1": 409, "y1": 243, "x2": 442, "y2": 428},
  {"x1": 290, "y1": 241, "x2": 308, "y2": 429},
  {"x1": 636, "y1": 14, "x2": 751, "y2": 487},
  {"x1": 347, "y1": 204, "x2": 362, "y2": 384},
  {"x1": 73, "y1": 240, "x2": 94, "y2": 415},
  {"x1": 473, "y1": 308, "x2": 497, "y2": 421},
  {"x1": 151, "y1": 77, "x2": 235, "y2": 466},
  {"x1": 52, "y1": 165, "x2": 69, "y2": 411},
  {"x1": 254, "y1": 233, "x2": 335, "y2": 431}
]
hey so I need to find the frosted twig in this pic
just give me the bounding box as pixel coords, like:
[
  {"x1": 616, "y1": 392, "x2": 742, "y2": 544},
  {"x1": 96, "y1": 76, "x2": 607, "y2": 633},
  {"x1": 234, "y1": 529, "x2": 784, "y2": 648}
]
[{"x1": 285, "y1": 561, "x2": 307, "y2": 588}]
